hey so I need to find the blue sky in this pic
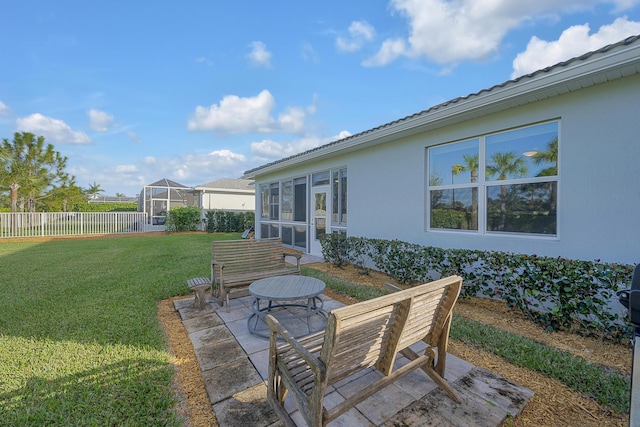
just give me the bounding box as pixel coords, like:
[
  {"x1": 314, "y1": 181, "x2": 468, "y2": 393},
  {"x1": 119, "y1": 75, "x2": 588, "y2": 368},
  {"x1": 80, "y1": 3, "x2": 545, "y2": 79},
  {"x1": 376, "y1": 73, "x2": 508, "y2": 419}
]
[{"x1": 1, "y1": 1, "x2": 639, "y2": 197}]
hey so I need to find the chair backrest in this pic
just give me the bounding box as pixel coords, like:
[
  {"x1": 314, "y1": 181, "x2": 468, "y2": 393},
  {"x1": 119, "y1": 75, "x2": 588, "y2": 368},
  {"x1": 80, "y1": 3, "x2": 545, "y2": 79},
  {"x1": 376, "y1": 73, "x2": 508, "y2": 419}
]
[
  {"x1": 212, "y1": 238, "x2": 284, "y2": 274},
  {"x1": 319, "y1": 275, "x2": 462, "y2": 386}
]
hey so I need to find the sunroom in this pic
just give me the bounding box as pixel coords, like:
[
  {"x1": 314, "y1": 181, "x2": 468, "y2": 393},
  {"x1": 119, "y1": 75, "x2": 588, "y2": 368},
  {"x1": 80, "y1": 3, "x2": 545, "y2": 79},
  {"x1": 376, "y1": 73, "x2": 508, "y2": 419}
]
[{"x1": 251, "y1": 167, "x2": 347, "y2": 254}]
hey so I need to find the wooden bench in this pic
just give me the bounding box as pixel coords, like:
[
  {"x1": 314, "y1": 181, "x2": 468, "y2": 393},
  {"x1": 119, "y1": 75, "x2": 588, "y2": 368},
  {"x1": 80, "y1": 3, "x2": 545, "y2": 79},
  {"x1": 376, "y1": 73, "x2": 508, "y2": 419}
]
[
  {"x1": 212, "y1": 237, "x2": 302, "y2": 312},
  {"x1": 265, "y1": 275, "x2": 463, "y2": 426}
]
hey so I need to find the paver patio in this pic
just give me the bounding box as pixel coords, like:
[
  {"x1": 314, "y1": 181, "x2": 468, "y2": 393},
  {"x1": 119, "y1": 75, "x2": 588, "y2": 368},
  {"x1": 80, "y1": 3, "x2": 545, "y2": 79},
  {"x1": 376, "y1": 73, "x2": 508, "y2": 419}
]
[{"x1": 174, "y1": 283, "x2": 534, "y2": 426}]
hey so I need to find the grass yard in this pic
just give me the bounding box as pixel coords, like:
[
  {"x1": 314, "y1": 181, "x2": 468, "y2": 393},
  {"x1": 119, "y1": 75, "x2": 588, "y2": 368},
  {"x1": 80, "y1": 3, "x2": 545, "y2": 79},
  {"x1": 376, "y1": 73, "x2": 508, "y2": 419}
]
[
  {"x1": 0, "y1": 232, "x2": 239, "y2": 426},
  {"x1": 0, "y1": 232, "x2": 631, "y2": 426}
]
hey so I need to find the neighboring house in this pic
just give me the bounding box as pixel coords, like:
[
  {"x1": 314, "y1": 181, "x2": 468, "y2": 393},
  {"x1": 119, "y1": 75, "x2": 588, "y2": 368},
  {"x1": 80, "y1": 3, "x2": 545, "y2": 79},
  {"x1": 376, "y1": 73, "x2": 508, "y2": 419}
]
[
  {"x1": 194, "y1": 178, "x2": 255, "y2": 212},
  {"x1": 138, "y1": 177, "x2": 255, "y2": 229},
  {"x1": 138, "y1": 178, "x2": 198, "y2": 226},
  {"x1": 243, "y1": 35, "x2": 640, "y2": 264}
]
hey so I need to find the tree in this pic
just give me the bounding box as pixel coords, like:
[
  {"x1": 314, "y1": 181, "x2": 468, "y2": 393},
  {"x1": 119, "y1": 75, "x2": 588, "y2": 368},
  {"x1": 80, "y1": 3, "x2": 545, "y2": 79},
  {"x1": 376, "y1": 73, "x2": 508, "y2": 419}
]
[
  {"x1": 0, "y1": 132, "x2": 72, "y2": 213},
  {"x1": 533, "y1": 137, "x2": 558, "y2": 177},
  {"x1": 40, "y1": 180, "x2": 86, "y2": 212},
  {"x1": 86, "y1": 182, "x2": 104, "y2": 200},
  {"x1": 486, "y1": 151, "x2": 527, "y2": 231},
  {"x1": 533, "y1": 136, "x2": 559, "y2": 219},
  {"x1": 452, "y1": 154, "x2": 479, "y2": 229}
]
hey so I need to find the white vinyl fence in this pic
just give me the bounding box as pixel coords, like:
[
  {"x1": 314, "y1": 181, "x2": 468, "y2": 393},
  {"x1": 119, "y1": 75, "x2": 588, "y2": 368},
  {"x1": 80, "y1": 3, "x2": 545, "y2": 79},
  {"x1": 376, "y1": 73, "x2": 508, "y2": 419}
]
[{"x1": 0, "y1": 212, "x2": 149, "y2": 239}]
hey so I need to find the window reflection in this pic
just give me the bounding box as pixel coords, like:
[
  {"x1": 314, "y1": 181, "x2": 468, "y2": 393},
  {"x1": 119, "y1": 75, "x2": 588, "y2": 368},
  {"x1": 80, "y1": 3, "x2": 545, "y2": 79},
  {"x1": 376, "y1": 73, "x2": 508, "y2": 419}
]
[
  {"x1": 486, "y1": 122, "x2": 558, "y2": 181},
  {"x1": 429, "y1": 139, "x2": 479, "y2": 185},
  {"x1": 427, "y1": 121, "x2": 558, "y2": 236},
  {"x1": 487, "y1": 182, "x2": 556, "y2": 234},
  {"x1": 430, "y1": 188, "x2": 478, "y2": 230}
]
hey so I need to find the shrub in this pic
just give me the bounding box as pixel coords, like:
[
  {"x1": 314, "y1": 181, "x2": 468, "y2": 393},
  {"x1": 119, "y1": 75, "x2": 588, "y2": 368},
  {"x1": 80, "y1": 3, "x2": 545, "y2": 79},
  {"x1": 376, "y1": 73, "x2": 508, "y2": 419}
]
[
  {"x1": 165, "y1": 206, "x2": 201, "y2": 232},
  {"x1": 204, "y1": 210, "x2": 254, "y2": 233},
  {"x1": 319, "y1": 234, "x2": 635, "y2": 341},
  {"x1": 73, "y1": 202, "x2": 138, "y2": 212}
]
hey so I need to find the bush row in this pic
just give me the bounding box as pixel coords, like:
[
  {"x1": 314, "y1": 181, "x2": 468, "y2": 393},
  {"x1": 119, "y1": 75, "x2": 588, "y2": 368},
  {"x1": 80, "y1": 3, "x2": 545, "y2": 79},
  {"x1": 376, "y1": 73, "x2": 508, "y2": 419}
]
[
  {"x1": 204, "y1": 209, "x2": 254, "y2": 233},
  {"x1": 66, "y1": 202, "x2": 138, "y2": 212},
  {"x1": 319, "y1": 234, "x2": 635, "y2": 341},
  {"x1": 165, "y1": 206, "x2": 201, "y2": 232}
]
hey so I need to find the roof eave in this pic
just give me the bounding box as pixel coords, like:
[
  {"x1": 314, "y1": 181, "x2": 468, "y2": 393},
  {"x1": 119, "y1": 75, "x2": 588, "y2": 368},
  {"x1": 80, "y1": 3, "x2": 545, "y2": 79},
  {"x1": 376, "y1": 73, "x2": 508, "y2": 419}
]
[{"x1": 243, "y1": 36, "x2": 640, "y2": 180}]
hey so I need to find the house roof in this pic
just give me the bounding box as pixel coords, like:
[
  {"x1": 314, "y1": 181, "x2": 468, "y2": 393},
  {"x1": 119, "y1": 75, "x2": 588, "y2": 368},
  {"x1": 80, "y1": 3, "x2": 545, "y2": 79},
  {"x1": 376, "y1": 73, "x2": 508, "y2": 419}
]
[
  {"x1": 146, "y1": 178, "x2": 189, "y2": 188},
  {"x1": 243, "y1": 34, "x2": 640, "y2": 180},
  {"x1": 195, "y1": 178, "x2": 254, "y2": 193}
]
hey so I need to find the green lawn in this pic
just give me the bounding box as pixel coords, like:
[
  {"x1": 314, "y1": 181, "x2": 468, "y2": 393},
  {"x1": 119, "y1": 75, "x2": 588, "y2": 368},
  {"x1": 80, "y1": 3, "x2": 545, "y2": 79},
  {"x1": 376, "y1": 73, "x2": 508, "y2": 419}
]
[
  {"x1": 0, "y1": 233, "x2": 630, "y2": 425},
  {"x1": 0, "y1": 233, "x2": 239, "y2": 426}
]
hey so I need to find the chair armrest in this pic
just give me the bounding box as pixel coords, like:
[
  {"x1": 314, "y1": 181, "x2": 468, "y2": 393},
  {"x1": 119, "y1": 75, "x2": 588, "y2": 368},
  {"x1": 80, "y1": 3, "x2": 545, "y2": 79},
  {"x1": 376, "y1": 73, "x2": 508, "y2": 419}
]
[
  {"x1": 282, "y1": 252, "x2": 302, "y2": 270},
  {"x1": 265, "y1": 314, "x2": 325, "y2": 377}
]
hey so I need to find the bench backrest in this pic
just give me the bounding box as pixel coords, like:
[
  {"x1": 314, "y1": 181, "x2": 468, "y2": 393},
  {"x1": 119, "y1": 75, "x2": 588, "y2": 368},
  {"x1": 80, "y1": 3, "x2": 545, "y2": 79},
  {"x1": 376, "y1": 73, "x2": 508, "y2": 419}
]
[
  {"x1": 212, "y1": 237, "x2": 285, "y2": 274},
  {"x1": 319, "y1": 275, "x2": 462, "y2": 386}
]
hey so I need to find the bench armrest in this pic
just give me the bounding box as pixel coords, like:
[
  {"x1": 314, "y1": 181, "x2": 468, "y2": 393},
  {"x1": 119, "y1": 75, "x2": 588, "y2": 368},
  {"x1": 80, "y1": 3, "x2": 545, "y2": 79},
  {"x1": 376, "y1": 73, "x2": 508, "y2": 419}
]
[
  {"x1": 282, "y1": 252, "x2": 302, "y2": 270},
  {"x1": 211, "y1": 260, "x2": 225, "y2": 281},
  {"x1": 265, "y1": 314, "x2": 325, "y2": 377}
]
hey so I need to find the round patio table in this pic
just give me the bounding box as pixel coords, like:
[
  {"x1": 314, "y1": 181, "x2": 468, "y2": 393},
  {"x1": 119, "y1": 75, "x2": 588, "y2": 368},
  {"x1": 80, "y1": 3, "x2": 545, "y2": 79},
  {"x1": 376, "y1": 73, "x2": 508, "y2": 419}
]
[{"x1": 248, "y1": 275, "x2": 327, "y2": 339}]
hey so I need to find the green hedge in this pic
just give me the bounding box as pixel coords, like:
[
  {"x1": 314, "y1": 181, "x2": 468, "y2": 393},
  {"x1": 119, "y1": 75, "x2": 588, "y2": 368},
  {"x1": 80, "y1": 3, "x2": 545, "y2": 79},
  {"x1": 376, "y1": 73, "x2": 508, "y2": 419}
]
[
  {"x1": 319, "y1": 234, "x2": 634, "y2": 341},
  {"x1": 204, "y1": 210, "x2": 254, "y2": 233},
  {"x1": 165, "y1": 206, "x2": 201, "y2": 232},
  {"x1": 73, "y1": 202, "x2": 137, "y2": 212}
]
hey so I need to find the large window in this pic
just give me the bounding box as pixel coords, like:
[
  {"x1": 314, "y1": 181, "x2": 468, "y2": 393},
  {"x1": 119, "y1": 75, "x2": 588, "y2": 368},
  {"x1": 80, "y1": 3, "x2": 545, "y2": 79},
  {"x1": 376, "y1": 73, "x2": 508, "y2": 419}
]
[
  {"x1": 332, "y1": 168, "x2": 347, "y2": 225},
  {"x1": 258, "y1": 168, "x2": 346, "y2": 248},
  {"x1": 259, "y1": 177, "x2": 307, "y2": 246},
  {"x1": 428, "y1": 121, "x2": 558, "y2": 236}
]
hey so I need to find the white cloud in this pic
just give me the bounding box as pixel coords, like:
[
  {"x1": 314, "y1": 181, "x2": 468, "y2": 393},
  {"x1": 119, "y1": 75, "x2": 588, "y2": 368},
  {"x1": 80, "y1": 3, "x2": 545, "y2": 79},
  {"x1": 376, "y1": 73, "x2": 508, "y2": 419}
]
[
  {"x1": 88, "y1": 109, "x2": 115, "y2": 132},
  {"x1": 365, "y1": 0, "x2": 639, "y2": 66},
  {"x1": 301, "y1": 42, "x2": 319, "y2": 62},
  {"x1": 70, "y1": 148, "x2": 251, "y2": 197},
  {"x1": 277, "y1": 107, "x2": 307, "y2": 133},
  {"x1": 114, "y1": 164, "x2": 138, "y2": 173},
  {"x1": 188, "y1": 90, "x2": 275, "y2": 133},
  {"x1": 16, "y1": 113, "x2": 91, "y2": 145},
  {"x1": 511, "y1": 17, "x2": 640, "y2": 77},
  {"x1": 138, "y1": 150, "x2": 248, "y2": 185},
  {"x1": 127, "y1": 131, "x2": 143, "y2": 143},
  {"x1": 250, "y1": 131, "x2": 352, "y2": 161},
  {"x1": 362, "y1": 39, "x2": 406, "y2": 66},
  {"x1": 247, "y1": 41, "x2": 272, "y2": 67},
  {"x1": 611, "y1": 0, "x2": 640, "y2": 13},
  {"x1": 187, "y1": 90, "x2": 314, "y2": 134},
  {"x1": 336, "y1": 20, "x2": 376, "y2": 53},
  {"x1": 0, "y1": 101, "x2": 10, "y2": 116},
  {"x1": 195, "y1": 56, "x2": 213, "y2": 66}
]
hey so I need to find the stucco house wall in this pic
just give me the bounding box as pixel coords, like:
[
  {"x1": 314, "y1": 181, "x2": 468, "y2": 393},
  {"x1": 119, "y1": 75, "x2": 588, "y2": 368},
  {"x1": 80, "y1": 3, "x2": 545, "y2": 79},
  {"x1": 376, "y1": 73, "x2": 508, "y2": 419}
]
[
  {"x1": 201, "y1": 192, "x2": 255, "y2": 211},
  {"x1": 244, "y1": 36, "x2": 640, "y2": 265},
  {"x1": 345, "y1": 73, "x2": 640, "y2": 264},
  {"x1": 195, "y1": 178, "x2": 255, "y2": 212}
]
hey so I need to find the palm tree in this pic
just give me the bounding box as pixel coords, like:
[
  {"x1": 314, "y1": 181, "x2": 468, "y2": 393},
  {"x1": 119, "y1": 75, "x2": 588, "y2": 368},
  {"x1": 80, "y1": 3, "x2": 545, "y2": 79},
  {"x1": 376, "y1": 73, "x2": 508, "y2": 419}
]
[
  {"x1": 533, "y1": 136, "x2": 559, "y2": 216},
  {"x1": 86, "y1": 182, "x2": 104, "y2": 200},
  {"x1": 452, "y1": 154, "x2": 479, "y2": 229},
  {"x1": 533, "y1": 137, "x2": 558, "y2": 177},
  {"x1": 486, "y1": 151, "x2": 527, "y2": 231}
]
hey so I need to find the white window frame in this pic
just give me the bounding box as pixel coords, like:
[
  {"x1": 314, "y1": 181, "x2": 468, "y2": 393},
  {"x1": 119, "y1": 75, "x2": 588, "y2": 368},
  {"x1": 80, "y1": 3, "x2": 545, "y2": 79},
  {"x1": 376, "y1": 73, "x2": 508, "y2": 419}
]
[{"x1": 426, "y1": 121, "x2": 559, "y2": 238}]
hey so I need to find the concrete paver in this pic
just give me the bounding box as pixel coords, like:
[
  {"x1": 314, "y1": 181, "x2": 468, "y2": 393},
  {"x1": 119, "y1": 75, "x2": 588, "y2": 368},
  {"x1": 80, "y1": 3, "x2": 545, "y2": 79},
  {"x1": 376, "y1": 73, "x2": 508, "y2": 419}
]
[{"x1": 174, "y1": 283, "x2": 534, "y2": 426}]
